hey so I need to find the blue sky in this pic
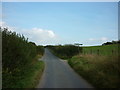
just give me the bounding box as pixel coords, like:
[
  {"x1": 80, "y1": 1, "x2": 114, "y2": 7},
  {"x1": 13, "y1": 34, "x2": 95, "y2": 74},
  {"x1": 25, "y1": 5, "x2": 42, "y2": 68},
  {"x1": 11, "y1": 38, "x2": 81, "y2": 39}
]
[{"x1": 2, "y1": 2, "x2": 118, "y2": 46}]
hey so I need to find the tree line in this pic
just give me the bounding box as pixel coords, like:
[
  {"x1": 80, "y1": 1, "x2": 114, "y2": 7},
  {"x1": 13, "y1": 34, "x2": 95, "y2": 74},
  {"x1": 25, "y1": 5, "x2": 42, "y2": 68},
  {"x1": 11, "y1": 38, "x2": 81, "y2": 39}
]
[
  {"x1": 1, "y1": 27, "x2": 44, "y2": 88},
  {"x1": 102, "y1": 40, "x2": 120, "y2": 45},
  {"x1": 46, "y1": 44, "x2": 82, "y2": 59}
]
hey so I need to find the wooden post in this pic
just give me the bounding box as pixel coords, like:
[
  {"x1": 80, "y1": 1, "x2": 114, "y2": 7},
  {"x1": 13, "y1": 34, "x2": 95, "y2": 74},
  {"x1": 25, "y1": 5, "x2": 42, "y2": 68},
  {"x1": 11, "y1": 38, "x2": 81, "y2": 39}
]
[
  {"x1": 83, "y1": 51, "x2": 85, "y2": 55},
  {"x1": 97, "y1": 49, "x2": 99, "y2": 55},
  {"x1": 112, "y1": 50, "x2": 114, "y2": 55},
  {"x1": 74, "y1": 43, "x2": 83, "y2": 55},
  {"x1": 91, "y1": 49, "x2": 92, "y2": 54}
]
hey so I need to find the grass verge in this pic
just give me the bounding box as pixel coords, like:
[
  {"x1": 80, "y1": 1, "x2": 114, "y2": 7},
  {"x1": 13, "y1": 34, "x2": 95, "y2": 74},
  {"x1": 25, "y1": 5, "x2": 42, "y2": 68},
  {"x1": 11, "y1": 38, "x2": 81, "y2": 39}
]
[
  {"x1": 21, "y1": 61, "x2": 44, "y2": 88},
  {"x1": 68, "y1": 54, "x2": 120, "y2": 88},
  {"x1": 17, "y1": 55, "x2": 45, "y2": 88},
  {"x1": 3, "y1": 55, "x2": 45, "y2": 88}
]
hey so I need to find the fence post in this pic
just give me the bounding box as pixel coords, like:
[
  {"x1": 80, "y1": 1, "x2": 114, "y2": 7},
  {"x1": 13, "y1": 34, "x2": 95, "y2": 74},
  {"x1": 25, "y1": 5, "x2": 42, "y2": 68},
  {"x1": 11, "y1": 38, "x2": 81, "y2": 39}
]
[
  {"x1": 97, "y1": 49, "x2": 99, "y2": 55},
  {"x1": 91, "y1": 49, "x2": 92, "y2": 54},
  {"x1": 112, "y1": 50, "x2": 114, "y2": 55},
  {"x1": 84, "y1": 51, "x2": 85, "y2": 55}
]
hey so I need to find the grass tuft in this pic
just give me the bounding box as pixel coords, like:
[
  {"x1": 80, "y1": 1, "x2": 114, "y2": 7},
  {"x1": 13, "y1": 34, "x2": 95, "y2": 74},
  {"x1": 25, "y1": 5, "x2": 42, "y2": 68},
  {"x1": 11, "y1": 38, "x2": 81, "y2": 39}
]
[{"x1": 68, "y1": 54, "x2": 120, "y2": 88}]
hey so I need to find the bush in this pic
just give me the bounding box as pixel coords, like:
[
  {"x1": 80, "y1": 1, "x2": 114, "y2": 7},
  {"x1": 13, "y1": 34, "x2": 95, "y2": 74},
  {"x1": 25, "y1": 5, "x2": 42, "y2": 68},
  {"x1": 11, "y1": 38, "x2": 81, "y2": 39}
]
[
  {"x1": 46, "y1": 44, "x2": 82, "y2": 59},
  {"x1": 36, "y1": 45, "x2": 44, "y2": 55},
  {"x1": 1, "y1": 27, "x2": 44, "y2": 88},
  {"x1": 102, "y1": 40, "x2": 120, "y2": 45}
]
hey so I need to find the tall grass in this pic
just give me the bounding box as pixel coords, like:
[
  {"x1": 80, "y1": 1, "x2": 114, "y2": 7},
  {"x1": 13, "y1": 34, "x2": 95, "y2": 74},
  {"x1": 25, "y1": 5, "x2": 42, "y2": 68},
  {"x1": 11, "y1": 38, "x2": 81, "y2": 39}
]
[
  {"x1": 1, "y1": 27, "x2": 44, "y2": 88},
  {"x1": 68, "y1": 45, "x2": 120, "y2": 88}
]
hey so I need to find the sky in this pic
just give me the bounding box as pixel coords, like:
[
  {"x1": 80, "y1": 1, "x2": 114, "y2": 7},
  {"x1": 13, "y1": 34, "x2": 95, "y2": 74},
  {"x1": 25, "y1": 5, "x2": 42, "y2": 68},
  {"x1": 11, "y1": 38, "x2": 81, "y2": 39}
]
[
  {"x1": 2, "y1": 2, "x2": 118, "y2": 46},
  {"x1": 2, "y1": 0, "x2": 120, "y2": 2}
]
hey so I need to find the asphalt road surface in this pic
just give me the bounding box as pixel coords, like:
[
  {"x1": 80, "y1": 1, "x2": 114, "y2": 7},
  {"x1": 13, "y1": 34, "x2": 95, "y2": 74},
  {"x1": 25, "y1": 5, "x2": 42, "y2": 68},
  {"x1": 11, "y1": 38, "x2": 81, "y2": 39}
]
[{"x1": 37, "y1": 48, "x2": 94, "y2": 88}]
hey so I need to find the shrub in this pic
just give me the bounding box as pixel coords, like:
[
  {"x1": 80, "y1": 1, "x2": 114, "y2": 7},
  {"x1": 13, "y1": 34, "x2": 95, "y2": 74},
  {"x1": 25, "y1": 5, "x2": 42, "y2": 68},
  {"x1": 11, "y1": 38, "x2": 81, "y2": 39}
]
[
  {"x1": 47, "y1": 44, "x2": 82, "y2": 59},
  {"x1": 1, "y1": 27, "x2": 44, "y2": 88}
]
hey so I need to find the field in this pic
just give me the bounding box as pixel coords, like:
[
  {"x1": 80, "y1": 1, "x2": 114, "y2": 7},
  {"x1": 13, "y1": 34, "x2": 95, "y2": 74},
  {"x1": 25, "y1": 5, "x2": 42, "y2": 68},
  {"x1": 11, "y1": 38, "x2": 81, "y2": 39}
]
[
  {"x1": 82, "y1": 44, "x2": 119, "y2": 56},
  {"x1": 68, "y1": 44, "x2": 120, "y2": 88}
]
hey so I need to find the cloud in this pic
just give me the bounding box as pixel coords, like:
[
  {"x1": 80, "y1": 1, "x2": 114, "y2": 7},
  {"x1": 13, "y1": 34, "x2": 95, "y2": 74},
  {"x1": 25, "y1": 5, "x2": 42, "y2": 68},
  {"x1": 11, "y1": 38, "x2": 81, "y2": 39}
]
[
  {"x1": 1, "y1": 21, "x2": 60, "y2": 45},
  {"x1": 0, "y1": 21, "x2": 5, "y2": 26},
  {"x1": 100, "y1": 37, "x2": 108, "y2": 41},
  {"x1": 89, "y1": 37, "x2": 108, "y2": 42},
  {"x1": 79, "y1": 37, "x2": 111, "y2": 46},
  {"x1": 31, "y1": 28, "x2": 55, "y2": 38},
  {"x1": 87, "y1": 37, "x2": 109, "y2": 45},
  {"x1": 17, "y1": 27, "x2": 60, "y2": 45},
  {"x1": 89, "y1": 38, "x2": 96, "y2": 41},
  {"x1": 0, "y1": 21, "x2": 16, "y2": 31}
]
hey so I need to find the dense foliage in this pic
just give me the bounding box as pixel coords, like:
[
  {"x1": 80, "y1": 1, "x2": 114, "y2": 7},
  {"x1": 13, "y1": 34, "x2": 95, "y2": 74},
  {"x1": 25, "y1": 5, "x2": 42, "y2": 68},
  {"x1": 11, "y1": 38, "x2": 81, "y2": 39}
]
[
  {"x1": 46, "y1": 44, "x2": 82, "y2": 59},
  {"x1": 36, "y1": 45, "x2": 44, "y2": 55},
  {"x1": 102, "y1": 40, "x2": 120, "y2": 45},
  {"x1": 1, "y1": 27, "x2": 44, "y2": 88}
]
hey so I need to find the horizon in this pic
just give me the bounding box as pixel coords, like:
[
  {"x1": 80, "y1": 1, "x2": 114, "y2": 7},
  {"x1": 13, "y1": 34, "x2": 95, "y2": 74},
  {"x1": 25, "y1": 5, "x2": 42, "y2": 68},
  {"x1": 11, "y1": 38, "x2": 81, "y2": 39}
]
[{"x1": 1, "y1": 2, "x2": 118, "y2": 46}]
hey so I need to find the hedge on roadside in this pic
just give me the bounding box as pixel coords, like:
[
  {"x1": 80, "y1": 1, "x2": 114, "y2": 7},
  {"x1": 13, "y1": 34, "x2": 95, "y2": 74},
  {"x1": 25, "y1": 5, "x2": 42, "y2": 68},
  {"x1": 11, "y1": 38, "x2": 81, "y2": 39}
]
[
  {"x1": 1, "y1": 27, "x2": 44, "y2": 88},
  {"x1": 46, "y1": 44, "x2": 82, "y2": 59}
]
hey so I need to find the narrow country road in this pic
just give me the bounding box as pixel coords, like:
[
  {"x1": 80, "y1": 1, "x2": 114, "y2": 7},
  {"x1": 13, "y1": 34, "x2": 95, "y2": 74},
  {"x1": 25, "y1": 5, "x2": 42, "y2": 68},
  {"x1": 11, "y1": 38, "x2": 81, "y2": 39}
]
[{"x1": 37, "y1": 48, "x2": 93, "y2": 88}]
